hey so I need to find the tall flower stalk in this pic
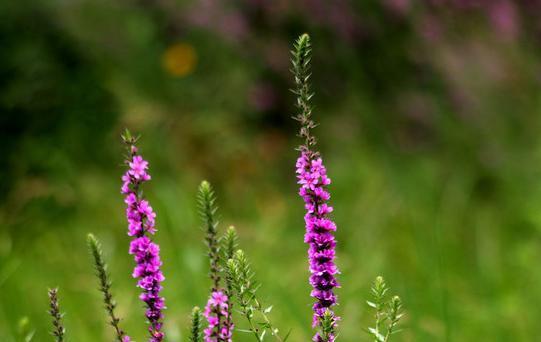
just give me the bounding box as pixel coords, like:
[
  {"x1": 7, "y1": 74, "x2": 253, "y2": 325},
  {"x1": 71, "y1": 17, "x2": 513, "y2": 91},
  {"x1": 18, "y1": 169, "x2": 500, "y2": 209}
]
[
  {"x1": 121, "y1": 130, "x2": 165, "y2": 342},
  {"x1": 87, "y1": 233, "x2": 130, "y2": 342},
  {"x1": 292, "y1": 33, "x2": 340, "y2": 342},
  {"x1": 198, "y1": 181, "x2": 233, "y2": 342}
]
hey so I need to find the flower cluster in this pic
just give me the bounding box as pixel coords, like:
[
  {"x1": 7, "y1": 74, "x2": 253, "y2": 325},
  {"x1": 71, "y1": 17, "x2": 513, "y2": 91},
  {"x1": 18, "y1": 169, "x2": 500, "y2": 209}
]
[
  {"x1": 44, "y1": 34, "x2": 409, "y2": 342},
  {"x1": 122, "y1": 144, "x2": 165, "y2": 342},
  {"x1": 203, "y1": 290, "x2": 233, "y2": 342},
  {"x1": 296, "y1": 151, "x2": 340, "y2": 341}
]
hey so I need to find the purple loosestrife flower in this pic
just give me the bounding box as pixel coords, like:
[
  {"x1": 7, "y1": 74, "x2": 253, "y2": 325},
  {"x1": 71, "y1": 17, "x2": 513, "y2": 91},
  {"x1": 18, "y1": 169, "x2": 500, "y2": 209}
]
[
  {"x1": 291, "y1": 34, "x2": 340, "y2": 342},
  {"x1": 203, "y1": 290, "x2": 233, "y2": 342},
  {"x1": 297, "y1": 154, "x2": 340, "y2": 329},
  {"x1": 121, "y1": 131, "x2": 165, "y2": 342}
]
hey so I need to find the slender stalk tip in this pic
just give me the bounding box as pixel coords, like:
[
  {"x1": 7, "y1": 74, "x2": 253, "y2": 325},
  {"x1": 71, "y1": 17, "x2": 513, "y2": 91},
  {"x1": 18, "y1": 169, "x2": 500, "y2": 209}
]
[
  {"x1": 48, "y1": 288, "x2": 65, "y2": 342},
  {"x1": 296, "y1": 33, "x2": 311, "y2": 49},
  {"x1": 189, "y1": 306, "x2": 203, "y2": 342},
  {"x1": 121, "y1": 128, "x2": 139, "y2": 145},
  {"x1": 87, "y1": 233, "x2": 97, "y2": 247},
  {"x1": 291, "y1": 33, "x2": 317, "y2": 151},
  {"x1": 121, "y1": 128, "x2": 132, "y2": 141},
  {"x1": 199, "y1": 180, "x2": 211, "y2": 191},
  {"x1": 197, "y1": 179, "x2": 221, "y2": 290},
  {"x1": 222, "y1": 226, "x2": 238, "y2": 264}
]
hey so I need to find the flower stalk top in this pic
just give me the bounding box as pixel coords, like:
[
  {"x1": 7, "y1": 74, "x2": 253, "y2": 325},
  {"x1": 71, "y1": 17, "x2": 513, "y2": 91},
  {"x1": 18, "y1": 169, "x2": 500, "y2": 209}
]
[
  {"x1": 198, "y1": 180, "x2": 234, "y2": 342},
  {"x1": 292, "y1": 34, "x2": 340, "y2": 342},
  {"x1": 121, "y1": 130, "x2": 165, "y2": 342},
  {"x1": 48, "y1": 288, "x2": 65, "y2": 342}
]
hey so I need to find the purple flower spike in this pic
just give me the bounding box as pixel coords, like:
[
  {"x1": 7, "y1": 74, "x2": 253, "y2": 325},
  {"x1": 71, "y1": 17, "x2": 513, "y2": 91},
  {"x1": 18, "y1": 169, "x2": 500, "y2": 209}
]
[
  {"x1": 203, "y1": 290, "x2": 233, "y2": 342},
  {"x1": 291, "y1": 34, "x2": 339, "y2": 341},
  {"x1": 297, "y1": 153, "x2": 341, "y2": 331},
  {"x1": 121, "y1": 133, "x2": 165, "y2": 342}
]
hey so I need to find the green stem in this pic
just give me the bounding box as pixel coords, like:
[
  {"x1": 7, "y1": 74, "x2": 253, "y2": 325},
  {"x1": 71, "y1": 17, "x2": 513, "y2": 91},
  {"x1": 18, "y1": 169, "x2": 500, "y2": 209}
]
[
  {"x1": 255, "y1": 300, "x2": 283, "y2": 342},
  {"x1": 245, "y1": 311, "x2": 263, "y2": 342}
]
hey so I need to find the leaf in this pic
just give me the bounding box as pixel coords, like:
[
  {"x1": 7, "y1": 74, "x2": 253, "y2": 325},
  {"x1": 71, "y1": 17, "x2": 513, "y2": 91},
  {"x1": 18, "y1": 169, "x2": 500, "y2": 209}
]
[
  {"x1": 283, "y1": 329, "x2": 292, "y2": 341},
  {"x1": 25, "y1": 331, "x2": 35, "y2": 342},
  {"x1": 368, "y1": 328, "x2": 385, "y2": 342},
  {"x1": 258, "y1": 322, "x2": 271, "y2": 329}
]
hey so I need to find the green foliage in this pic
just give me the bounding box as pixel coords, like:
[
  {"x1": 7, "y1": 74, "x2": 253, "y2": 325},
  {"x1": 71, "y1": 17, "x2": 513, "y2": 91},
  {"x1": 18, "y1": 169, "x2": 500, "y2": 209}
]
[
  {"x1": 189, "y1": 306, "x2": 203, "y2": 342},
  {"x1": 3, "y1": 2, "x2": 541, "y2": 340},
  {"x1": 222, "y1": 225, "x2": 239, "y2": 330},
  {"x1": 0, "y1": 0, "x2": 118, "y2": 201},
  {"x1": 197, "y1": 180, "x2": 221, "y2": 290},
  {"x1": 366, "y1": 277, "x2": 404, "y2": 342},
  {"x1": 87, "y1": 234, "x2": 128, "y2": 342},
  {"x1": 291, "y1": 33, "x2": 317, "y2": 150},
  {"x1": 17, "y1": 317, "x2": 35, "y2": 342},
  {"x1": 221, "y1": 226, "x2": 239, "y2": 262},
  {"x1": 226, "y1": 250, "x2": 288, "y2": 342}
]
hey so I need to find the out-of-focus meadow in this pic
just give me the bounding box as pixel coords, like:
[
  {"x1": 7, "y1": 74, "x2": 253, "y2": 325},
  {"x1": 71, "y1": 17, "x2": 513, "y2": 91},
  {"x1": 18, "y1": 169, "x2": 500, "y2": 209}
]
[{"x1": 2, "y1": 1, "x2": 541, "y2": 341}]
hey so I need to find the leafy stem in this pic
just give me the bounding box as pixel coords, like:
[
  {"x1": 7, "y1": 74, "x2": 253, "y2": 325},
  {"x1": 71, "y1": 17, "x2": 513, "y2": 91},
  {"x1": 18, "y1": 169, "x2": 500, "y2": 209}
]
[
  {"x1": 366, "y1": 276, "x2": 404, "y2": 342},
  {"x1": 226, "y1": 250, "x2": 287, "y2": 341},
  {"x1": 87, "y1": 234, "x2": 128, "y2": 342}
]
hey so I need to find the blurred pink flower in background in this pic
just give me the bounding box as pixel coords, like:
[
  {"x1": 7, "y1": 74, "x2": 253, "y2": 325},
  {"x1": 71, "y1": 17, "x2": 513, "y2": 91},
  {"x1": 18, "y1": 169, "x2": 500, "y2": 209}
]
[
  {"x1": 489, "y1": 0, "x2": 520, "y2": 40},
  {"x1": 249, "y1": 82, "x2": 278, "y2": 112},
  {"x1": 418, "y1": 14, "x2": 443, "y2": 43},
  {"x1": 263, "y1": 39, "x2": 290, "y2": 74},
  {"x1": 384, "y1": 0, "x2": 411, "y2": 15},
  {"x1": 187, "y1": 0, "x2": 248, "y2": 42},
  {"x1": 300, "y1": 0, "x2": 360, "y2": 41}
]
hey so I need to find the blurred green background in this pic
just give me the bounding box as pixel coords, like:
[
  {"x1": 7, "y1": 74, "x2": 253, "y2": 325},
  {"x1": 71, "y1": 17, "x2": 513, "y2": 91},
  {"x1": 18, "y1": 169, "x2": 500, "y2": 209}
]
[{"x1": 2, "y1": 0, "x2": 541, "y2": 341}]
